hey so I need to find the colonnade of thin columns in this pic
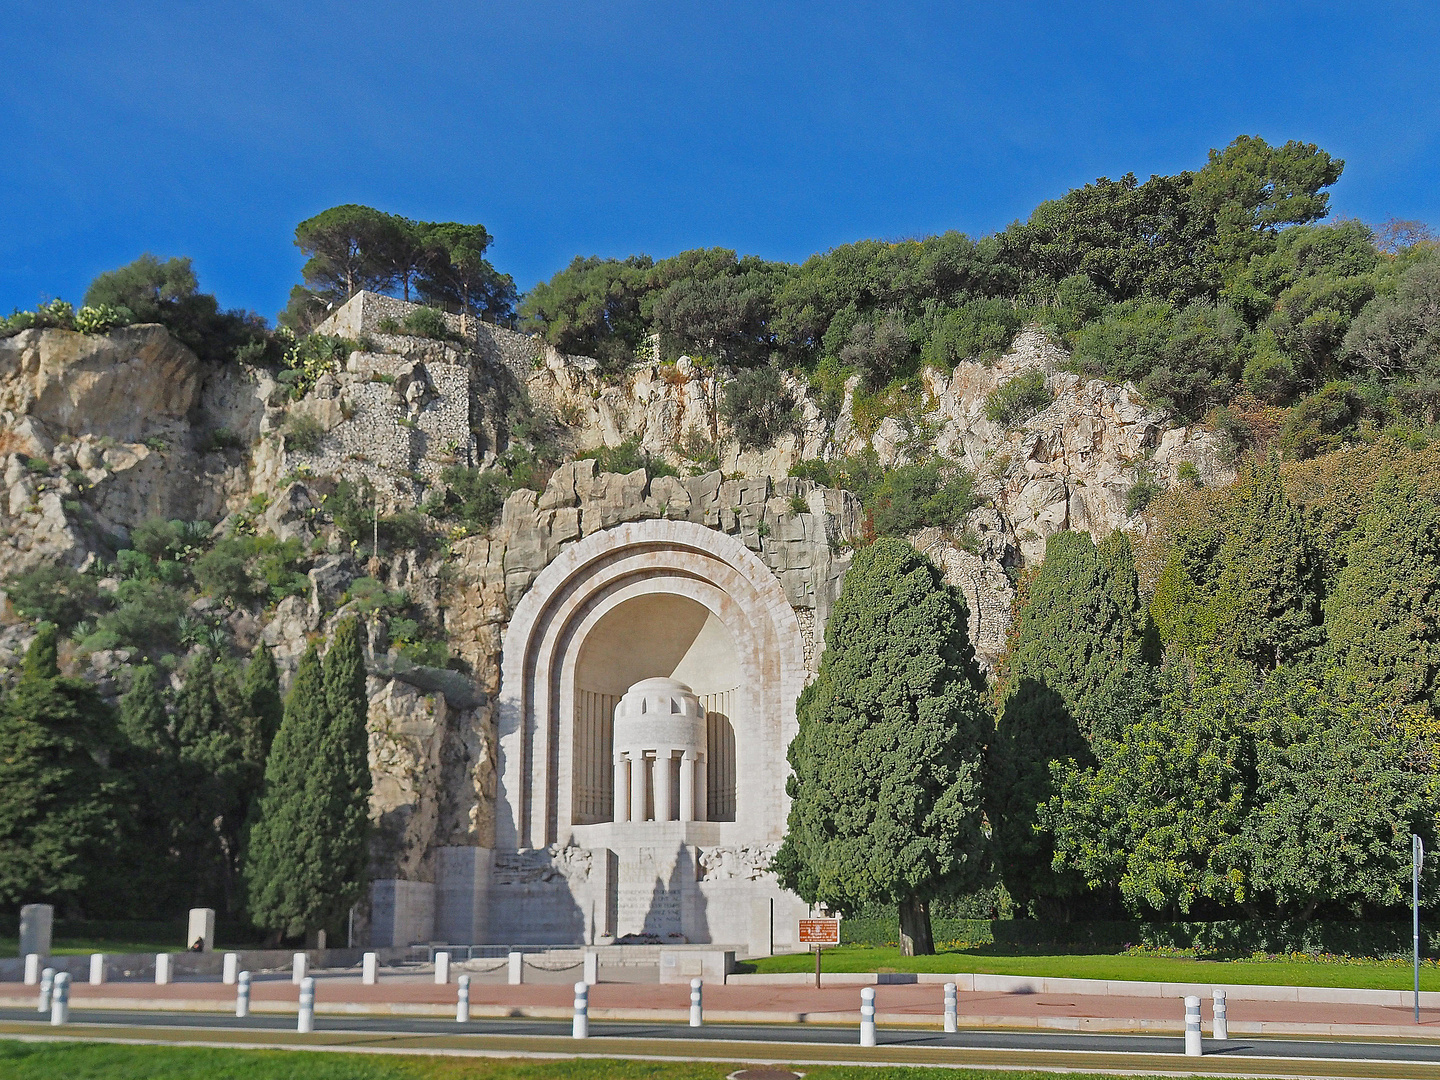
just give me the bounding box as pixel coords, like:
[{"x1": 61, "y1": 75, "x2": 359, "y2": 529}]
[{"x1": 612, "y1": 750, "x2": 707, "y2": 823}]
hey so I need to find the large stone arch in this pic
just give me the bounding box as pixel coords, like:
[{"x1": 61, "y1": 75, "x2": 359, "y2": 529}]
[{"x1": 497, "y1": 519, "x2": 807, "y2": 853}]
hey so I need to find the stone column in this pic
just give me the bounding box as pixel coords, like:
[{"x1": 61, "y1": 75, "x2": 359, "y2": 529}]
[
  {"x1": 679, "y1": 751, "x2": 697, "y2": 822},
  {"x1": 613, "y1": 755, "x2": 629, "y2": 823},
  {"x1": 696, "y1": 753, "x2": 708, "y2": 822},
  {"x1": 654, "y1": 752, "x2": 674, "y2": 822},
  {"x1": 629, "y1": 752, "x2": 647, "y2": 823}
]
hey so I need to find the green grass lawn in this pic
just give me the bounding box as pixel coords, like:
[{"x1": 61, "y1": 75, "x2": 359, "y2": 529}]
[
  {"x1": 0, "y1": 1041, "x2": 1237, "y2": 1080},
  {"x1": 0, "y1": 937, "x2": 201, "y2": 958},
  {"x1": 753, "y1": 945, "x2": 1440, "y2": 990}
]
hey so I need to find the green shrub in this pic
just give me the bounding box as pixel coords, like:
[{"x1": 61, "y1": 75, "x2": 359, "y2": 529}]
[
  {"x1": 1126, "y1": 469, "x2": 1164, "y2": 515},
  {"x1": 345, "y1": 577, "x2": 407, "y2": 614},
  {"x1": 840, "y1": 315, "x2": 914, "y2": 391},
  {"x1": 5, "y1": 564, "x2": 103, "y2": 628},
  {"x1": 205, "y1": 427, "x2": 245, "y2": 452},
  {"x1": 984, "y1": 369, "x2": 1053, "y2": 426},
  {"x1": 1177, "y1": 461, "x2": 1202, "y2": 487},
  {"x1": 130, "y1": 518, "x2": 210, "y2": 561},
  {"x1": 431, "y1": 465, "x2": 514, "y2": 531},
  {"x1": 1278, "y1": 381, "x2": 1364, "y2": 459},
  {"x1": 280, "y1": 333, "x2": 351, "y2": 398},
  {"x1": 579, "y1": 437, "x2": 679, "y2": 478},
  {"x1": 721, "y1": 364, "x2": 797, "y2": 451},
  {"x1": 789, "y1": 494, "x2": 810, "y2": 515},
  {"x1": 867, "y1": 459, "x2": 976, "y2": 536},
  {"x1": 923, "y1": 298, "x2": 1026, "y2": 367},
  {"x1": 788, "y1": 458, "x2": 834, "y2": 487},
  {"x1": 283, "y1": 413, "x2": 326, "y2": 454},
  {"x1": 194, "y1": 534, "x2": 308, "y2": 605},
  {"x1": 402, "y1": 306, "x2": 449, "y2": 339},
  {"x1": 96, "y1": 578, "x2": 190, "y2": 650}
]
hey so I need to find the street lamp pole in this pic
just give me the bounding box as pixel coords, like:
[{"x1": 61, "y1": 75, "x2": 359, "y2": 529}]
[{"x1": 1415, "y1": 833, "x2": 1424, "y2": 1024}]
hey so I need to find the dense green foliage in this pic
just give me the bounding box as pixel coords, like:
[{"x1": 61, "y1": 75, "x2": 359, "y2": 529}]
[
  {"x1": 0, "y1": 628, "x2": 118, "y2": 910},
  {"x1": 721, "y1": 363, "x2": 797, "y2": 450},
  {"x1": 292, "y1": 205, "x2": 517, "y2": 326},
  {"x1": 774, "y1": 538, "x2": 988, "y2": 954},
  {"x1": 243, "y1": 621, "x2": 371, "y2": 940},
  {"x1": 984, "y1": 370, "x2": 1053, "y2": 425}
]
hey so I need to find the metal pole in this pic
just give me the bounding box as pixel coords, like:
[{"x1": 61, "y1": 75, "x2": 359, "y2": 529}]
[
  {"x1": 37, "y1": 967, "x2": 54, "y2": 1014},
  {"x1": 815, "y1": 944, "x2": 821, "y2": 989},
  {"x1": 860, "y1": 986, "x2": 877, "y2": 1047},
  {"x1": 50, "y1": 972, "x2": 70, "y2": 1026},
  {"x1": 297, "y1": 975, "x2": 315, "y2": 1033},
  {"x1": 236, "y1": 971, "x2": 251, "y2": 1018},
  {"x1": 689, "y1": 977, "x2": 703, "y2": 1027},
  {"x1": 944, "y1": 982, "x2": 958, "y2": 1032},
  {"x1": 1416, "y1": 834, "x2": 1424, "y2": 1024}
]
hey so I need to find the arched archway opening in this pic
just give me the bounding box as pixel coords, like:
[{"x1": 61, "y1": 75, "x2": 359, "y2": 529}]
[{"x1": 572, "y1": 594, "x2": 740, "y2": 824}]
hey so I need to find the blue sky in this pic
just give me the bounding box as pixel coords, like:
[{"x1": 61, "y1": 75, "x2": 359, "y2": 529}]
[{"x1": 2, "y1": 1, "x2": 1437, "y2": 320}]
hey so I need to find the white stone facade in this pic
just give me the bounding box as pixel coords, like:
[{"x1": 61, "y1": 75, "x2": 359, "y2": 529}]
[{"x1": 370, "y1": 519, "x2": 811, "y2": 951}]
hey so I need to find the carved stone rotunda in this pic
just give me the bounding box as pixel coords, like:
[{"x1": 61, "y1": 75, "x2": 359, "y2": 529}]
[{"x1": 372, "y1": 519, "x2": 813, "y2": 953}]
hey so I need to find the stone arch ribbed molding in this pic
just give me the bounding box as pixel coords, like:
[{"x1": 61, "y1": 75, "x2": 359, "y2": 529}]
[{"x1": 497, "y1": 520, "x2": 806, "y2": 852}]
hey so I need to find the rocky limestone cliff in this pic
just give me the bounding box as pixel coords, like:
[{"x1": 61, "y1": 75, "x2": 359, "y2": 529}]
[{"x1": 0, "y1": 293, "x2": 1228, "y2": 883}]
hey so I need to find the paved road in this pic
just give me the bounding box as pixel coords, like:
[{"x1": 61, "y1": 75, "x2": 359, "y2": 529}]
[{"x1": 6, "y1": 1005, "x2": 1440, "y2": 1069}]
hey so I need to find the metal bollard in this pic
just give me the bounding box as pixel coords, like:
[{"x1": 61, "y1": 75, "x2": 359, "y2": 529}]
[
  {"x1": 1213, "y1": 988, "x2": 1227, "y2": 1040},
  {"x1": 236, "y1": 971, "x2": 251, "y2": 1018},
  {"x1": 860, "y1": 986, "x2": 877, "y2": 1047},
  {"x1": 362, "y1": 951, "x2": 378, "y2": 985},
  {"x1": 24, "y1": 953, "x2": 40, "y2": 985},
  {"x1": 89, "y1": 953, "x2": 106, "y2": 985},
  {"x1": 1184, "y1": 994, "x2": 1202, "y2": 1056},
  {"x1": 292, "y1": 952, "x2": 307, "y2": 985},
  {"x1": 297, "y1": 976, "x2": 315, "y2": 1033},
  {"x1": 943, "y1": 981, "x2": 958, "y2": 1033},
  {"x1": 456, "y1": 974, "x2": 470, "y2": 1023},
  {"x1": 223, "y1": 952, "x2": 239, "y2": 985},
  {"x1": 155, "y1": 953, "x2": 172, "y2": 985},
  {"x1": 50, "y1": 972, "x2": 70, "y2": 1026},
  {"x1": 435, "y1": 951, "x2": 450, "y2": 985},
  {"x1": 37, "y1": 967, "x2": 55, "y2": 1013},
  {"x1": 572, "y1": 980, "x2": 589, "y2": 1039},
  {"x1": 690, "y1": 977, "x2": 703, "y2": 1027}
]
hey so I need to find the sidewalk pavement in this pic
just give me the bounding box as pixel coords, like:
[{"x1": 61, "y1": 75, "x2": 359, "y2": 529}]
[{"x1": 8, "y1": 973, "x2": 1440, "y2": 1039}]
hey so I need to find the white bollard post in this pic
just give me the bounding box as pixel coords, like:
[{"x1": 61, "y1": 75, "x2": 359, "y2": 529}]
[
  {"x1": 155, "y1": 953, "x2": 172, "y2": 985},
  {"x1": 292, "y1": 952, "x2": 307, "y2": 985},
  {"x1": 943, "y1": 982, "x2": 958, "y2": 1033},
  {"x1": 50, "y1": 972, "x2": 70, "y2": 1026},
  {"x1": 860, "y1": 986, "x2": 877, "y2": 1047},
  {"x1": 435, "y1": 951, "x2": 450, "y2": 985},
  {"x1": 24, "y1": 954, "x2": 40, "y2": 985},
  {"x1": 507, "y1": 950, "x2": 523, "y2": 985},
  {"x1": 37, "y1": 967, "x2": 55, "y2": 1013},
  {"x1": 583, "y1": 950, "x2": 599, "y2": 986},
  {"x1": 1213, "y1": 988, "x2": 1228, "y2": 1040},
  {"x1": 89, "y1": 953, "x2": 106, "y2": 985},
  {"x1": 222, "y1": 953, "x2": 239, "y2": 985},
  {"x1": 572, "y1": 981, "x2": 589, "y2": 1039},
  {"x1": 690, "y1": 977, "x2": 703, "y2": 1027},
  {"x1": 1184, "y1": 995, "x2": 1202, "y2": 1056},
  {"x1": 456, "y1": 974, "x2": 470, "y2": 1023},
  {"x1": 297, "y1": 976, "x2": 315, "y2": 1033},
  {"x1": 362, "y1": 952, "x2": 378, "y2": 985},
  {"x1": 236, "y1": 971, "x2": 251, "y2": 1018}
]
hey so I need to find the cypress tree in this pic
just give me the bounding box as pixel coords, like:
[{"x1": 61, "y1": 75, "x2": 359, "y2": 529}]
[
  {"x1": 245, "y1": 642, "x2": 330, "y2": 939},
  {"x1": 241, "y1": 643, "x2": 284, "y2": 760},
  {"x1": 986, "y1": 531, "x2": 1156, "y2": 914},
  {"x1": 113, "y1": 664, "x2": 184, "y2": 914},
  {"x1": 0, "y1": 625, "x2": 117, "y2": 909},
  {"x1": 773, "y1": 538, "x2": 988, "y2": 955},
  {"x1": 246, "y1": 625, "x2": 372, "y2": 942},
  {"x1": 1324, "y1": 473, "x2": 1440, "y2": 706},
  {"x1": 314, "y1": 617, "x2": 371, "y2": 930}
]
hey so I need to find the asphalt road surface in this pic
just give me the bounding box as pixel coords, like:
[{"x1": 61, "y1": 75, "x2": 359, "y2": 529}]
[{"x1": 5, "y1": 1005, "x2": 1440, "y2": 1069}]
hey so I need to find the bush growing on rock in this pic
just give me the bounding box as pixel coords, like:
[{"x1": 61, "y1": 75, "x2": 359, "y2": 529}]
[
  {"x1": 5, "y1": 565, "x2": 103, "y2": 629},
  {"x1": 984, "y1": 369, "x2": 1053, "y2": 426},
  {"x1": 578, "y1": 437, "x2": 679, "y2": 478},
  {"x1": 721, "y1": 364, "x2": 797, "y2": 451},
  {"x1": 867, "y1": 459, "x2": 976, "y2": 537}
]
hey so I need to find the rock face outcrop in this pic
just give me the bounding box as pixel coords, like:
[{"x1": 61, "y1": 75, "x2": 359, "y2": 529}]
[{"x1": 0, "y1": 292, "x2": 1231, "y2": 890}]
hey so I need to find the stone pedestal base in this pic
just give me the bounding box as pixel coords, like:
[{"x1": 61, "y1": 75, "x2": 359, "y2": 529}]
[{"x1": 369, "y1": 880, "x2": 435, "y2": 946}]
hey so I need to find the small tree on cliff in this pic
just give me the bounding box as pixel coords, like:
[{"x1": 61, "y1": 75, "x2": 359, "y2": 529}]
[
  {"x1": 244, "y1": 620, "x2": 370, "y2": 942},
  {"x1": 773, "y1": 538, "x2": 988, "y2": 955}
]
